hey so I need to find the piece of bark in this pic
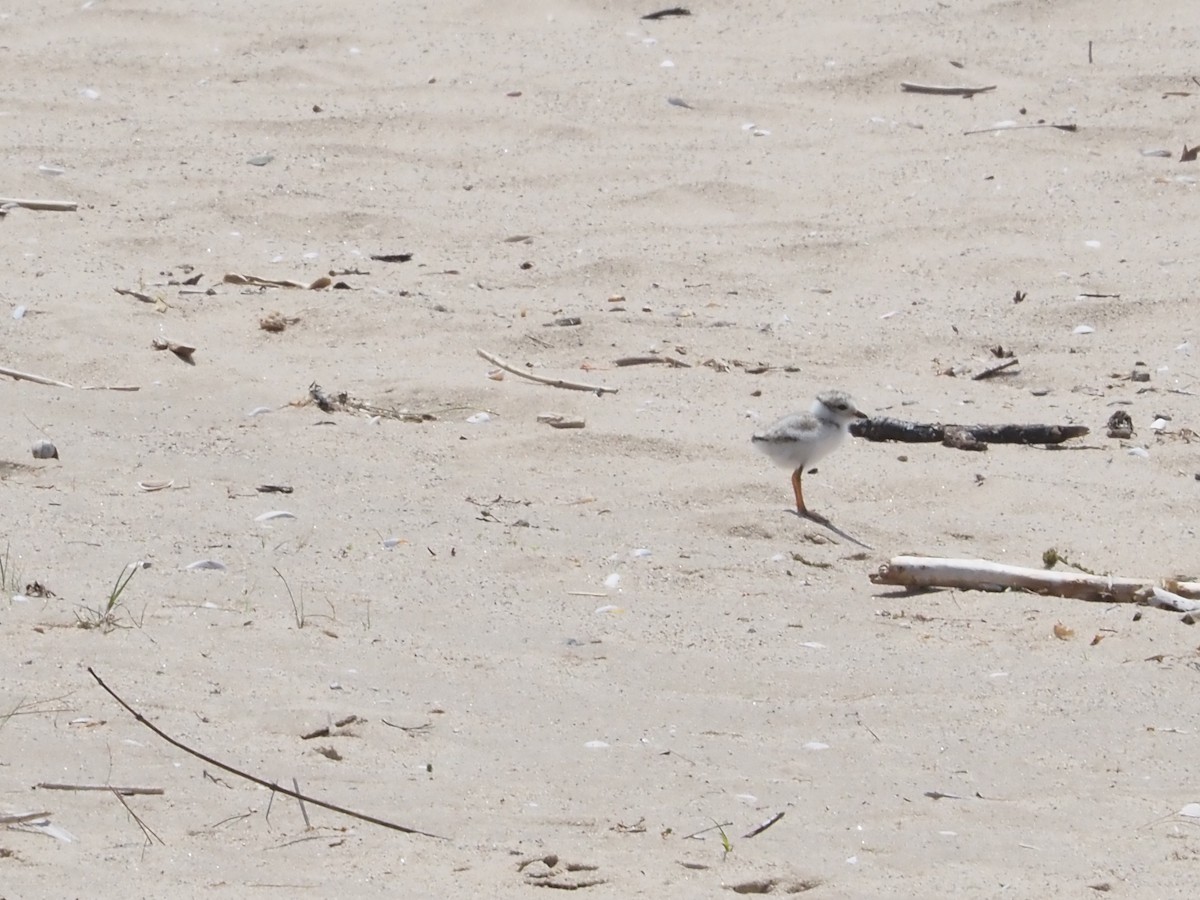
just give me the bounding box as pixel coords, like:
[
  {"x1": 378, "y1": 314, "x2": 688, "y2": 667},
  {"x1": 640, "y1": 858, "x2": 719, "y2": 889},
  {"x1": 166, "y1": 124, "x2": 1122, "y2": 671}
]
[
  {"x1": 871, "y1": 556, "x2": 1200, "y2": 604},
  {"x1": 850, "y1": 417, "x2": 1087, "y2": 447}
]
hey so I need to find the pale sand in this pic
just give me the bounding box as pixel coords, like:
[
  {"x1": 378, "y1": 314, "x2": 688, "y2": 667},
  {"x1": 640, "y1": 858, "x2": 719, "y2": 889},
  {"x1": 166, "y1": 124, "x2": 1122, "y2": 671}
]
[{"x1": 3, "y1": 1, "x2": 1199, "y2": 896}]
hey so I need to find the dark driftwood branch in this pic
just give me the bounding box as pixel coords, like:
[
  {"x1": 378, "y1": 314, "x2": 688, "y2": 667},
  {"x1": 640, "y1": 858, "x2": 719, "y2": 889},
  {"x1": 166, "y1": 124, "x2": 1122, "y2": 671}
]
[
  {"x1": 87, "y1": 667, "x2": 447, "y2": 839},
  {"x1": 850, "y1": 417, "x2": 1087, "y2": 449}
]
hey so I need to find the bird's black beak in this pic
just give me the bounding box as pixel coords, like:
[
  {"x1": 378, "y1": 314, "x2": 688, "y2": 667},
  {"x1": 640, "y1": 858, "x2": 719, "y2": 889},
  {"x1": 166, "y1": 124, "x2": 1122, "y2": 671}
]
[{"x1": 855, "y1": 410, "x2": 869, "y2": 419}]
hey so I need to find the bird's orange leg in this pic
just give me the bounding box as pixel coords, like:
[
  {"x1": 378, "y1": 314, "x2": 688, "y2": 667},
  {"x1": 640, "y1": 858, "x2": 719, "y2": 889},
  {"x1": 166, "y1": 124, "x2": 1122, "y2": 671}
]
[{"x1": 790, "y1": 467, "x2": 807, "y2": 516}]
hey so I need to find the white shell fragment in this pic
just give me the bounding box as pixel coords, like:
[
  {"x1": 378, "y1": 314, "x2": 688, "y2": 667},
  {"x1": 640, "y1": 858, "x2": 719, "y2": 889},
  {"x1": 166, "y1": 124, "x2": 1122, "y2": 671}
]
[
  {"x1": 466, "y1": 412, "x2": 491, "y2": 424},
  {"x1": 32, "y1": 439, "x2": 58, "y2": 459},
  {"x1": 255, "y1": 510, "x2": 296, "y2": 522},
  {"x1": 1073, "y1": 324, "x2": 1095, "y2": 335},
  {"x1": 137, "y1": 479, "x2": 174, "y2": 492},
  {"x1": 185, "y1": 560, "x2": 227, "y2": 571}
]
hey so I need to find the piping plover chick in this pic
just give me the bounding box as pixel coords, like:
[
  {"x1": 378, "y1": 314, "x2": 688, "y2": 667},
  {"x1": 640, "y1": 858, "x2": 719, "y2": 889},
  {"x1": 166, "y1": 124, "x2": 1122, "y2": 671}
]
[{"x1": 752, "y1": 389, "x2": 868, "y2": 519}]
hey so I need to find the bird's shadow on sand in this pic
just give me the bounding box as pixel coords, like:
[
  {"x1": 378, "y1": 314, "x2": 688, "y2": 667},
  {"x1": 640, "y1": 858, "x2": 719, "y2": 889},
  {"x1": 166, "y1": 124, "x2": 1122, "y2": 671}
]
[{"x1": 785, "y1": 509, "x2": 873, "y2": 550}]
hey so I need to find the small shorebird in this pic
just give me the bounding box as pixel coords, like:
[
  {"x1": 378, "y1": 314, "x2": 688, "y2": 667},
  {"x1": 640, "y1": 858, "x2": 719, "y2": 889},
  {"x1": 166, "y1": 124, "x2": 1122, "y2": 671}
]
[{"x1": 751, "y1": 389, "x2": 868, "y2": 520}]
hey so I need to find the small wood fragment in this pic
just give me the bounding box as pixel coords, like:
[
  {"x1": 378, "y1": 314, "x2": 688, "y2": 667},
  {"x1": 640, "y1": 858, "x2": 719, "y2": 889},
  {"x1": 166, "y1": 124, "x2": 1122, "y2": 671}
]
[
  {"x1": 614, "y1": 355, "x2": 692, "y2": 368},
  {"x1": 901, "y1": 81, "x2": 996, "y2": 97},
  {"x1": 643, "y1": 6, "x2": 691, "y2": 19},
  {"x1": 536, "y1": 413, "x2": 586, "y2": 429},
  {"x1": 114, "y1": 286, "x2": 156, "y2": 304},
  {"x1": 972, "y1": 358, "x2": 1020, "y2": 380},
  {"x1": 0, "y1": 197, "x2": 78, "y2": 211},
  {"x1": 151, "y1": 338, "x2": 196, "y2": 364},
  {"x1": 0, "y1": 811, "x2": 53, "y2": 825},
  {"x1": 476, "y1": 348, "x2": 618, "y2": 395},
  {"x1": 0, "y1": 365, "x2": 74, "y2": 388},
  {"x1": 742, "y1": 811, "x2": 785, "y2": 839},
  {"x1": 963, "y1": 122, "x2": 1077, "y2": 135},
  {"x1": 224, "y1": 273, "x2": 332, "y2": 290},
  {"x1": 36, "y1": 782, "x2": 163, "y2": 795}
]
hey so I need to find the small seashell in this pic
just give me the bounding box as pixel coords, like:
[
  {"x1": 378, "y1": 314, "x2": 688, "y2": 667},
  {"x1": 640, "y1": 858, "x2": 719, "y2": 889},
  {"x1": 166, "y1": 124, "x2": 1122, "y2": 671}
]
[
  {"x1": 32, "y1": 439, "x2": 58, "y2": 460},
  {"x1": 246, "y1": 154, "x2": 273, "y2": 166},
  {"x1": 466, "y1": 412, "x2": 491, "y2": 424},
  {"x1": 1128, "y1": 447, "x2": 1150, "y2": 458},
  {"x1": 186, "y1": 560, "x2": 227, "y2": 571},
  {"x1": 1073, "y1": 324, "x2": 1095, "y2": 335},
  {"x1": 1150, "y1": 417, "x2": 1168, "y2": 432},
  {"x1": 137, "y1": 479, "x2": 174, "y2": 492},
  {"x1": 486, "y1": 368, "x2": 505, "y2": 381},
  {"x1": 255, "y1": 510, "x2": 296, "y2": 522},
  {"x1": 12, "y1": 305, "x2": 26, "y2": 319},
  {"x1": 603, "y1": 573, "x2": 620, "y2": 590}
]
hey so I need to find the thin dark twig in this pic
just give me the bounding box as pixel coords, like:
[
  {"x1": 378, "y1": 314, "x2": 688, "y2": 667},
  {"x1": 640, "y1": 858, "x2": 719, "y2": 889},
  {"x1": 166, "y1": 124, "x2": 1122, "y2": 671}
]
[
  {"x1": 110, "y1": 787, "x2": 165, "y2": 846},
  {"x1": 293, "y1": 777, "x2": 311, "y2": 829},
  {"x1": 682, "y1": 821, "x2": 733, "y2": 840},
  {"x1": 743, "y1": 811, "x2": 785, "y2": 839},
  {"x1": 87, "y1": 667, "x2": 447, "y2": 839}
]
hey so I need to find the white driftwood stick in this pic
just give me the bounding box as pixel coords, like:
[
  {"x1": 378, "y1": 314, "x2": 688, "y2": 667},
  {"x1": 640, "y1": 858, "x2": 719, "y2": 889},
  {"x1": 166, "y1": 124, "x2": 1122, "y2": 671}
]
[
  {"x1": 900, "y1": 82, "x2": 996, "y2": 96},
  {"x1": 476, "y1": 348, "x2": 618, "y2": 395},
  {"x1": 0, "y1": 365, "x2": 74, "y2": 388},
  {"x1": 1136, "y1": 586, "x2": 1200, "y2": 614},
  {"x1": 0, "y1": 197, "x2": 78, "y2": 211},
  {"x1": 871, "y1": 556, "x2": 1200, "y2": 603}
]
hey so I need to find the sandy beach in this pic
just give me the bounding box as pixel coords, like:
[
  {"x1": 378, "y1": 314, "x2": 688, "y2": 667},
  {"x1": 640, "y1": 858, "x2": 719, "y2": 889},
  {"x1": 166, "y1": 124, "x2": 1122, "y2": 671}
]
[{"x1": 3, "y1": 1, "x2": 1200, "y2": 896}]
